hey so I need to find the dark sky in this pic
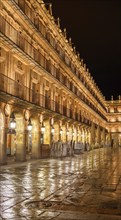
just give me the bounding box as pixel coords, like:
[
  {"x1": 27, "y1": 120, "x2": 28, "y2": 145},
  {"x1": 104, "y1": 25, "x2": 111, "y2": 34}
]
[{"x1": 44, "y1": 0, "x2": 121, "y2": 100}]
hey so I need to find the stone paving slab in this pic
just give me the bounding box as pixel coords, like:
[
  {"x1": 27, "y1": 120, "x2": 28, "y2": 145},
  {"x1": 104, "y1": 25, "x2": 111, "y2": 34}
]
[{"x1": 0, "y1": 148, "x2": 121, "y2": 220}]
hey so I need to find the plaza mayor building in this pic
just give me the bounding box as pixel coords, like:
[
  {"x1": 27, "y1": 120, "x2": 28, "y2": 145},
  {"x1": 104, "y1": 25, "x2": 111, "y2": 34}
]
[{"x1": 0, "y1": 0, "x2": 121, "y2": 165}]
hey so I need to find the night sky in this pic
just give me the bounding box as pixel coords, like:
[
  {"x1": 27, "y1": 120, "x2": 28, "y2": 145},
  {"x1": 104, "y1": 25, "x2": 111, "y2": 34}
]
[{"x1": 44, "y1": 0, "x2": 121, "y2": 100}]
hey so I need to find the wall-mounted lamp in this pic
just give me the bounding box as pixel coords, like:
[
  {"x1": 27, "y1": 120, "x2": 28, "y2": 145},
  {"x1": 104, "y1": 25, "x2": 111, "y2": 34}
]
[
  {"x1": 41, "y1": 123, "x2": 45, "y2": 133},
  {"x1": 60, "y1": 128, "x2": 63, "y2": 135},
  {"x1": 51, "y1": 126, "x2": 54, "y2": 133},
  {"x1": 67, "y1": 130, "x2": 69, "y2": 135},
  {"x1": 10, "y1": 113, "x2": 16, "y2": 129},
  {"x1": 28, "y1": 119, "x2": 32, "y2": 131},
  {"x1": 81, "y1": 134, "x2": 84, "y2": 138}
]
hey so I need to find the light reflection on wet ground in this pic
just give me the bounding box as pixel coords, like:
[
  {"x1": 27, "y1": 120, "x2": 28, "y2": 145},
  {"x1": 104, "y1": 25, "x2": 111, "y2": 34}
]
[{"x1": 0, "y1": 147, "x2": 121, "y2": 219}]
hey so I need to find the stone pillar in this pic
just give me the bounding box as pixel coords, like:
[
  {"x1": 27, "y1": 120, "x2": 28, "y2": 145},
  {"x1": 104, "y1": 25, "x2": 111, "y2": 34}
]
[
  {"x1": 15, "y1": 130, "x2": 26, "y2": 162},
  {"x1": 59, "y1": 128, "x2": 61, "y2": 141},
  {"x1": 24, "y1": 119, "x2": 29, "y2": 153},
  {"x1": 66, "y1": 123, "x2": 69, "y2": 142},
  {"x1": 102, "y1": 128, "x2": 106, "y2": 147},
  {"x1": 82, "y1": 129, "x2": 85, "y2": 143},
  {"x1": 0, "y1": 126, "x2": 7, "y2": 165},
  {"x1": 59, "y1": 121, "x2": 62, "y2": 141},
  {"x1": 109, "y1": 132, "x2": 111, "y2": 147},
  {"x1": 97, "y1": 125, "x2": 101, "y2": 147},
  {"x1": 80, "y1": 129, "x2": 82, "y2": 142},
  {"x1": 31, "y1": 131, "x2": 40, "y2": 159},
  {"x1": 90, "y1": 122, "x2": 95, "y2": 149},
  {"x1": 50, "y1": 118, "x2": 54, "y2": 145},
  {"x1": 72, "y1": 126, "x2": 74, "y2": 142},
  {"x1": 113, "y1": 133, "x2": 119, "y2": 148},
  {"x1": 0, "y1": 115, "x2": 9, "y2": 165},
  {"x1": 77, "y1": 128, "x2": 79, "y2": 143},
  {"x1": 11, "y1": 134, "x2": 16, "y2": 155},
  {"x1": 106, "y1": 132, "x2": 112, "y2": 147}
]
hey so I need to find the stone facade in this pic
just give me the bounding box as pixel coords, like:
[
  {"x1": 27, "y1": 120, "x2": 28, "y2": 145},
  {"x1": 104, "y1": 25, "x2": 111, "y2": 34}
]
[{"x1": 0, "y1": 0, "x2": 120, "y2": 164}]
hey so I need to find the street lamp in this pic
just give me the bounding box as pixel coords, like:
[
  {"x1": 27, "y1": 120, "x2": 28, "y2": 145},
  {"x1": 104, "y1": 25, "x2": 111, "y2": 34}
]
[
  {"x1": 28, "y1": 119, "x2": 32, "y2": 131},
  {"x1": 51, "y1": 126, "x2": 55, "y2": 133},
  {"x1": 10, "y1": 113, "x2": 16, "y2": 129},
  {"x1": 67, "y1": 129, "x2": 69, "y2": 135},
  {"x1": 41, "y1": 123, "x2": 45, "y2": 134},
  {"x1": 60, "y1": 128, "x2": 63, "y2": 135}
]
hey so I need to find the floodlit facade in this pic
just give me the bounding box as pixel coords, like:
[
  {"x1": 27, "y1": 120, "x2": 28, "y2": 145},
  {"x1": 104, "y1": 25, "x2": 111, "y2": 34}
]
[
  {"x1": 106, "y1": 97, "x2": 121, "y2": 146},
  {"x1": 0, "y1": 0, "x2": 121, "y2": 164}
]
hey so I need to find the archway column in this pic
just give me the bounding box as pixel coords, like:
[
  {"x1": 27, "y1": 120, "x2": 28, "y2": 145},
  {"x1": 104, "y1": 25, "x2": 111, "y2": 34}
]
[
  {"x1": 106, "y1": 132, "x2": 112, "y2": 147},
  {"x1": 66, "y1": 123, "x2": 68, "y2": 143},
  {"x1": 59, "y1": 120, "x2": 62, "y2": 141},
  {"x1": 15, "y1": 130, "x2": 26, "y2": 162},
  {"x1": 102, "y1": 128, "x2": 106, "y2": 147},
  {"x1": 50, "y1": 117, "x2": 54, "y2": 145},
  {"x1": 0, "y1": 115, "x2": 8, "y2": 165},
  {"x1": 30, "y1": 117, "x2": 41, "y2": 159},
  {"x1": 31, "y1": 131, "x2": 40, "y2": 159},
  {"x1": 97, "y1": 125, "x2": 101, "y2": 147},
  {"x1": 0, "y1": 126, "x2": 7, "y2": 165},
  {"x1": 15, "y1": 114, "x2": 26, "y2": 162},
  {"x1": 90, "y1": 122, "x2": 95, "y2": 149}
]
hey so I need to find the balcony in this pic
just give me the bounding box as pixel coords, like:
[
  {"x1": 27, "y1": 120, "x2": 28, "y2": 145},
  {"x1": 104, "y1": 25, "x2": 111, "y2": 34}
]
[
  {"x1": 0, "y1": 73, "x2": 90, "y2": 125},
  {"x1": 0, "y1": 14, "x2": 106, "y2": 121}
]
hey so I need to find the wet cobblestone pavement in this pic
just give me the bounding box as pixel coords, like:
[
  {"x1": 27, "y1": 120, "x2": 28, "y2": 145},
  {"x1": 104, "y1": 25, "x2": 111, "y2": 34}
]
[{"x1": 0, "y1": 147, "x2": 121, "y2": 220}]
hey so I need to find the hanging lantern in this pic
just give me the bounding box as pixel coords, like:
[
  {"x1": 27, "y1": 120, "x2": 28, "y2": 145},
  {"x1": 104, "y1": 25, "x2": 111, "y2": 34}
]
[
  {"x1": 51, "y1": 126, "x2": 54, "y2": 133},
  {"x1": 41, "y1": 123, "x2": 45, "y2": 133},
  {"x1": 10, "y1": 113, "x2": 16, "y2": 129},
  {"x1": 28, "y1": 119, "x2": 32, "y2": 131}
]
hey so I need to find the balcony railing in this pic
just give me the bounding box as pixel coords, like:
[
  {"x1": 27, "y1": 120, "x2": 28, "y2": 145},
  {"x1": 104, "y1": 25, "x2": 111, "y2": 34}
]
[
  {"x1": 0, "y1": 73, "x2": 90, "y2": 124},
  {"x1": 0, "y1": 13, "x2": 107, "y2": 120},
  {"x1": 14, "y1": 0, "x2": 106, "y2": 111}
]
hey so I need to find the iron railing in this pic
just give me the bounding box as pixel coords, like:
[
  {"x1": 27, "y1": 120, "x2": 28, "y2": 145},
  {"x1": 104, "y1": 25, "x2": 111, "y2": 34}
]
[
  {"x1": 0, "y1": 73, "x2": 91, "y2": 124},
  {"x1": 0, "y1": 10, "x2": 106, "y2": 113},
  {"x1": 0, "y1": 13, "x2": 107, "y2": 120}
]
